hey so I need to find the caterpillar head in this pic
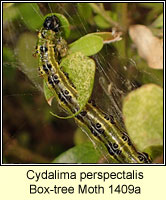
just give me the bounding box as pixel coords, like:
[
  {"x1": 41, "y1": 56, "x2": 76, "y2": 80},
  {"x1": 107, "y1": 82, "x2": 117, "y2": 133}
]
[{"x1": 43, "y1": 15, "x2": 61, "y2": 32}]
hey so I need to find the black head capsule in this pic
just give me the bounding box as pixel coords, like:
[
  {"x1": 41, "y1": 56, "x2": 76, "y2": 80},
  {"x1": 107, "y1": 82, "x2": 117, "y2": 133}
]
[{"x1": 43, "y1": 15, "x2": 61, "y2": 32}]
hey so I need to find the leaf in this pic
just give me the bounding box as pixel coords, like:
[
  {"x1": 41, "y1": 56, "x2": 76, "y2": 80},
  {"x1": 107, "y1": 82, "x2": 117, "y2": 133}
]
[
  {"x1": 17, "y1": 3, "x2": 43, "y2": 30},
  {"x1": 43, "y1": 80, "x2": 55, "y2": 106},
  {"x1": 3, "y1": 3, "x2": 14, "y2": 8},
  {"x1": 139, "y1": 3, "x2": 163, "y2": 10},
  {"x1": 3, "y1": 47, "x2": 15, "y2": 62},
  {"x1": 61, "y1": 52, "x2": 95, "y2": 113},
  {"x1": 44, "y1": 13, "x2": 70, "y2": 39},
  {"x1": 144, "y1": 145, "x2": 163, "y2": 161},
  {"x1": 88, "y1": 31, "x2": 122, "y2": 44},
  {"x1": 61, "y1": 52, "x2": 95, "y2": 107},
  {"x1": 129, "y1": 25, "x2": 163, "y2": 69},
  {"x1": 74, "y1": 128, "x2": 89, "y2": 145},
  {"x1": 77, "y1": 3, "x2": 92, "y2": 20},
  {"x1": 3, "y1": 47, "x2": 16, "y2": 82},
  {"x1": 69, "y1": 35, "x2": 103, "y2": 56},
  {"x1": 16, "y1": 33, "x2": 42, "y2": 91},
  {"x1": 44, "y1": 52, "x2": 96, "y2": 119},
  {"x1": 3, "y1": 4, "x2": 19, "y2": 23},
  {"x1": 52, "y1": 142, "x2": 102, "y2": 163},
  {"x1": 94, "y1": 10, "x2": 117, "y2": 29},
  {"x1": 94, "y1": 14, "x2": 111, "y2": 29},
  {"x1": 151, "y1": 13, "x2": 163, "y2": 28},
  {"x1": 123, "y1": 84, "x2": 163, "y2": 152}
]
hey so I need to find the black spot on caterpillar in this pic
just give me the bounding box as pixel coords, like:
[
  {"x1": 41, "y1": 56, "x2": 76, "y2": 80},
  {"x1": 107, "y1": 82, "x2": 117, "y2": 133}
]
[{"x1": 36, "y1": 15, "x2": 152, "y2": 164}]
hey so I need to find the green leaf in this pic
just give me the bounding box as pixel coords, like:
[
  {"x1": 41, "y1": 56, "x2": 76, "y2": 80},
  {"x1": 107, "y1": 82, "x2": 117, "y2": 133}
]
[
  {"x1": 44, "y1": 13, "x2": 70, "y2": 39},
  {"x1": 123, "y1": 84, "x2": 163, "y2": 152},
  {"x1": 60, "y1": 52, "x2": 95, "y2": 108},
  {"x1": 61, "y1": 52, "x2": 95, "y2": 114},
  {"x1": 151, "y1": 13, "x2": 163, "y2": 28},
  {"x1": 144, "y1": 145, "x2": 163, "y2": 161},
  {"x1": 3, "y1": 4, "x2": 19, "y2": 23},
  {"x1": 77, "y1": 3, "x2": 92, "y2": 20},
  {"x1": 74, "y1": 128, "x2": 89, "y2": 145},
  {"x1": 94, "y1": 14, "x2": 111, "y2": 29},
  {"x1": 16, "y1": 33, "x2": 42, "y2": 90},
  {"x1": 3, "y1": 47, "x2": 15, "y2": 62},
  {"x1": 139, "y1": 3, "x2": 163, "y2": 9},
  {"x1": 43, "y1": 80, "x2": 55, "y2": 106},
  {"x1": 44, "y1": 52, "x2": 96, "y2": 119},
  {"x1": 17, "y1": 3, "x2": 43, "y2": 30},
  {"x1": 52, "y1": 142, "x2": 102, "y2": 163},
  {"x1": 3, "y1": 47, "x2": 16, "y2": 82},
  {"x1": 69, "y1": 35, "x2": 103, "y2": 56},
  {"x1": 3, "y1": 3, "x2": 14, "y2": 8}
]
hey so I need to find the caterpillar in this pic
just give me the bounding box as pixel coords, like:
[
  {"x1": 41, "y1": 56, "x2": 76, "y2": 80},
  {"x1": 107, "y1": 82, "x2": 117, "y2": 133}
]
[{"x1": 36, "y1": 15, "x2": 151, "y2": 164}]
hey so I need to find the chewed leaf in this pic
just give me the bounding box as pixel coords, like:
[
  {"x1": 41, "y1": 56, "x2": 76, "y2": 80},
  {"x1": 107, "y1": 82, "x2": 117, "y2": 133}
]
[
  {"x1": 88, "y1": 31, "x2": 122, "y2": 44},
  {"x1": 123, "y1": 84, "x2": 163, "y2": 152},
  {"x1": 44, "y1": 13, "x2": 70, "y2": 39},
  {"x1": 61, "y1": 52, "x2": 96, "y2": 113},
  {"x1": 52, "y1": 142, "x2": 102, "y2": 163},
  {"x1": 43, "y1": 52, "x2": 95, "y2": 119},
  {"x1": 69, "y1": 34, "x2": 103, "y2": 56}
]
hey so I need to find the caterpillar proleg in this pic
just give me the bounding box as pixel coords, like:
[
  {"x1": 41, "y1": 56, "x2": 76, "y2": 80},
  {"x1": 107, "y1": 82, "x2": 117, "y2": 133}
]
[{"x1": 36, "y1": 15, "x2": 151, "y2": 164}]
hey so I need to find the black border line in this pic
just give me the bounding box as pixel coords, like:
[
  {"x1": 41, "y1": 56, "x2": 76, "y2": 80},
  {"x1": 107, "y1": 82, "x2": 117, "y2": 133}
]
[{"x1": 1, "y1": 1, "x2": 165, "y2": 167}]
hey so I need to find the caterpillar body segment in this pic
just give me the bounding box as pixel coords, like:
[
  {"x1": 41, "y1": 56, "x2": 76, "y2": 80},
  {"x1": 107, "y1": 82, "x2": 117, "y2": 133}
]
[{"x1": 36, "y1": 15, "x2": 151, "y2": 164}]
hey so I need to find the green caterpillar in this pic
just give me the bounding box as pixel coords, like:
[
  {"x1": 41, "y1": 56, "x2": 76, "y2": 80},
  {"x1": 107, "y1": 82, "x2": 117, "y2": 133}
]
[{"x1": 36, "y1": 15, "x2": 151, "y2": 164}]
